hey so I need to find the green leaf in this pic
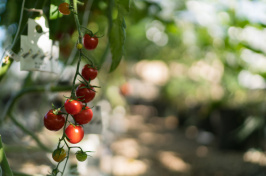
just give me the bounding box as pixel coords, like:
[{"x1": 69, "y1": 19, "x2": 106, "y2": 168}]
[
  {"x1": 109, "y1": 13, "x2": 126, "y2": 72},
  {"x1": 49, "y1": 4, "x2": 63, "y2": 20}
]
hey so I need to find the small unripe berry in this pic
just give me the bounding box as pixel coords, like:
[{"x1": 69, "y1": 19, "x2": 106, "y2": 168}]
[{"x1": 76, "y1": 43, "x2": 83, "y2": 50}]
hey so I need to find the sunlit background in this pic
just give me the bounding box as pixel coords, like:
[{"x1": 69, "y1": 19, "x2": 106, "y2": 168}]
[{"x1": 1, "y1": 0, "x2": 266, "y2": 175}]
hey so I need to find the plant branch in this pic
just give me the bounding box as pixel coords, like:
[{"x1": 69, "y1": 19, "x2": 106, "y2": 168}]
[
  {"x1": 73, "y1": 0, "x2": 82, "y2": 43},
  {"x1": 0, "y1": 85, "x2": 73, "y2": 125},
  {"x1": 9, "y1": 113, "x2": 52, "y2": 152},
  {"x1": 24, "y1": 8, "x2": 43, "y2": 15}
]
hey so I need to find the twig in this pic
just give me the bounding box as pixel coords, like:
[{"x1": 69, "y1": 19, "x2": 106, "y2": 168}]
[
  {"x1": 24, "y1": 8, "x2": 43, "y2": 15},
  {"x1": 9, "y1": 113, "x2": 52, "y2": 152},
  {"x1": 0, "y1": 85, "x2": 73, "y2": 125}
]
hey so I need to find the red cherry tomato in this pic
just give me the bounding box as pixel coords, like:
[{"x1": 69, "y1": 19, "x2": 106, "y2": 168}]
[
  {"x1": 73, "y1": 106, "x2": 93, "y2": 125},
  {"x1": 120, "y1": 83, "x2": 131, "y2": 96},
  {"x1": 76, "y1": 84, "x2": 96, "y2": 103},
  {"x1": 44, "y1": 110, "x2": 65, "y2": 131},
  {"x1": 81, "y1": 64, "x2": 98, "y2": 81},
  {"x1": 83, "y1": 34, "x2": 98, "y2": 50},
  {"x1": 64, "y1": 99, "x2": 83, "y2": 115},
  {"x1": 65, "y1": 124, "x2": 84, "y2": 144},
  {"x1": 58, "y1": 3, "x2": 71, "y2": 15}
]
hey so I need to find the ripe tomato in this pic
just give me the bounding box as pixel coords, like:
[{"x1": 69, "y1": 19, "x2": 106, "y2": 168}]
[
  {"x1": 81, "y1": 64, "x2": 98, "y2": 81},
  {"x1": 44, "y1": 110, "x2": 65, "y2": 131},
  {"x1": 73, "y1": 106, "x2": 93, "y2": 125},
  {"x1": 76, "y1": 151, "x2": 87, "y2": 162},
  {"x1": 75, "y1": 84, "x2": 96, "y2": 103},
  {"x1": 120, "y1": 83, "x2": 131, "y2": 96},
  {"x1": 64, "y1": 99, "x2": 83, "y2": 115},
  {"x1": 65, "y1": 124, "x2": 84, "y2": 144},
  {"x1": 83, "y1": 34, "x2": 98, "y2": 50},
  {"x1": 58, "y1": 3, "x2": 71, "y2": 15},
  {"x1": 52, "y1": 148, "x2": 66, "y2": 162}
]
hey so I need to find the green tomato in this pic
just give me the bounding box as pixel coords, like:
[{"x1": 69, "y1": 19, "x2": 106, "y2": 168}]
[
  {"x1": 52, "y1": 148, "x2": 66, "y2": 162},
  {"x1": 76, "y1": 151, "x2": 87, "y2": 162}
]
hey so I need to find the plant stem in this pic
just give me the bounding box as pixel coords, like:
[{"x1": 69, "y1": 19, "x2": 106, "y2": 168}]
[
  {"x1": 70, "y1": 51, "x2": 82, "y2": 98},
  {"x1": 1, "y1": 85, "x2": 73, "y2": 125},
  {"x1": 9, "y1": 113, "x2": 52, "y2": 152},
  {"x1": 73, "y1": 0, "x2": 82, "y2": 43},
  {"x1": 70, "y1": 0, "x2": 84, "y2": 97},
  {"x1": 0, "y1": 135, "x2": 13, "y2": 176}
]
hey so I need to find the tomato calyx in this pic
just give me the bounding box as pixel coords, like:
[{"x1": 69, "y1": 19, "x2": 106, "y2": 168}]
[
  {"x1": 82, "y1": 105, "x2": 90, "y2": 110},
  {"x1": 85, "y1": 64, "x2": 98, "y2": 71},
  {"x1": 81, "y1": 26, "x2": 104, "y2": 38},
  {"x1": 52, "y1": 108, "x2": 61, "y2": 115},
  {"x1": 81, "y1": 27, "x2": 97, "y2": 38},
  {"x1": 78, "y1": 84, "x2": 98, "y2": 92},
  {"x1": 76, "y1": 83, "x2": 98, "y2": 95},
  {"x1": 51, "y1": 104, "x2": 67, "y2": 115},
  {"x1": 63, "y1": 95, "x2": 80, "y2": 103}
]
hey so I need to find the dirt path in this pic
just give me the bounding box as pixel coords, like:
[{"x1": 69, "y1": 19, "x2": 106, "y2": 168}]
[{"x1": 108, "y1": 106, "x2": 266, "y2": 176}]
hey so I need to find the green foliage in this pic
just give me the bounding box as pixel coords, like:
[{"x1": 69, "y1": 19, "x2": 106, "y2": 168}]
[
  {"x1": 116, "y1": 0, "x2": 130, "y2": 14},
  {"x1": 109, "y1": 15, "x2": 126, "y2": 72},
  {"x1": 49, "y1": 4, "x2": 63, "y2": 20},
  {"x1": 108, "y1": 0, "x2": 129, "y2": 72}
]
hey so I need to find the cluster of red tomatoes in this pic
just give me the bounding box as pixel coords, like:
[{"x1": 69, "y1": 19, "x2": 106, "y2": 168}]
[
  {"x1": 43, "y1": 2, "x2": 101, "y2": 166},
  {"x1": 44, "y1": 65, "x2": 98, "y2": 162}
]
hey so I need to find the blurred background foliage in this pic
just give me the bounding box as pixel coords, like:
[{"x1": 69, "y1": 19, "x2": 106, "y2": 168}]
[{"x1": 1, "y1": 0, "x2": 266, "y2": 175}]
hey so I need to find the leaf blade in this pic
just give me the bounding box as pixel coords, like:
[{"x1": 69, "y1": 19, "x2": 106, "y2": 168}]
[{"x1": 109, "y1": 14, "x2": 126, "y2": 72}]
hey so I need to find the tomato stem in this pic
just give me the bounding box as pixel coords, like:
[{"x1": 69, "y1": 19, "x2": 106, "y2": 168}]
[
  {"x1": 78, "y1": 72, "x2": 89, "y2": 84},
  {"x1": 70, "y1": 51, "x2": 82, "y2": 98},
  {"x1": 62, "y1": 153, "x2": 70, "y2": 175},
  {"x1": 73, "y1": 0, "x2": 82, "y2": 44},
  {"x1": 81, "y1": 52, "x2": 94, "y2": 66}
]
